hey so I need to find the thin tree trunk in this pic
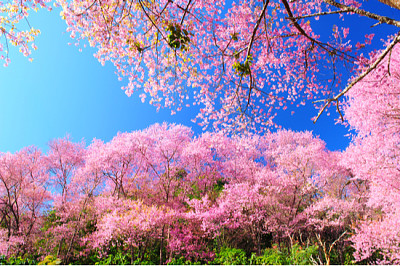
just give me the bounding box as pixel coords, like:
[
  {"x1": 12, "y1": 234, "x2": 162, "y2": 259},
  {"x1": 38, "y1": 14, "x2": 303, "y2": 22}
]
[{"x1": 160, "y1": 225, "x2": 165, "y2": 265}]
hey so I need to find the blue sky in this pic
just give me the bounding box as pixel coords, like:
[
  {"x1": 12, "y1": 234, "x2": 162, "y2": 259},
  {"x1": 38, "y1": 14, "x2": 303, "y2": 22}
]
[{"x1": 0, "y1": 1, "x2": 399, "y2": 153}]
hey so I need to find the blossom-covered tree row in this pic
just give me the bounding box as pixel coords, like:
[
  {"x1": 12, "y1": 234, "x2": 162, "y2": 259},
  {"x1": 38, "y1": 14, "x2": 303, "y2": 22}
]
[{"x1": 0, "y1": 122, "x2": 396, "y2": 264}]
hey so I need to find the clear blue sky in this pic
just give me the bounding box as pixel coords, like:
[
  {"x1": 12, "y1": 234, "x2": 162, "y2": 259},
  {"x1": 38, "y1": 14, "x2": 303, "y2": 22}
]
[{"x1": 0, "y1": 1, "x2": 398, "y2": 153}]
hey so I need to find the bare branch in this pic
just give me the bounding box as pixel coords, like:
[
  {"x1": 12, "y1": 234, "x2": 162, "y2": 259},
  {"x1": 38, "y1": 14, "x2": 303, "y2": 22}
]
[
  {"x1": 336, "y1": 99, "x2": 344, "y2": 122},
  {"x1": 328, "y1": 230, "x2": 348, "y2": 255},
  {"x1": 245, "y1": 0, "x2": 270, "y2": 61},
  {"x1": 180, "y1": 0, "x2": 193, "y2": 25},
  {"x1": 74, "y1": 0, "x2": 98, "y2": 16}
]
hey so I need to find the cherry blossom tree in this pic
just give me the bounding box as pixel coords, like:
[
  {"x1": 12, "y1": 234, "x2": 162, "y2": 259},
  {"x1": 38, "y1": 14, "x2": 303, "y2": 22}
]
[
  {"x1": 87, "y1": 197, "x2": 171, "y2": 264},
  {"x1": 188, "y1": 129, "x2": 359, "y2": 263},
  {"x1": 341, "y1": 44, "x2": 400, "y2": 264},
  {"x1": 52, "y1": 0, "x2": 400, "y2": 131},
  {"x1": 1, "y1": 0, "x2": 400, "y2": 132},
  {"x1": 45, "y1": 136, "x2": 85, "y2": 206},
  {"x1": 43, "y1": 136, "x2": 86, "y2": 260},
  {"x1": 0, "y1": 0, "x2": 52, "y2": 66},
  {"x1": 0, "y1": 147, "x2": 50, "y2": 257}
]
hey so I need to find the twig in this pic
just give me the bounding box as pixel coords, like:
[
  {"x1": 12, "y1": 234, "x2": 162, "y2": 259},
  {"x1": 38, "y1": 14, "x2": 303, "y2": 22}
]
[{"x1": 245, "y1": 0, "x2": 270, "y2": 61}]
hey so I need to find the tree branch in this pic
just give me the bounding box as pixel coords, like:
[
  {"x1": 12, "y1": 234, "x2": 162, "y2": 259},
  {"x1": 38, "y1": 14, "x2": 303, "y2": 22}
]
[
  {"x1": 313, "y1": 32, "x2": 400, "y2": 123},
  {"x1": 289, "y1": 9, "x2": 351, "y2": 20},
  {"x1": 245, "y1": 0, "x2": 270, "y2": 61},
  {"x1": 323, "y1": 0, "x2": 400, "y2": 28},
  {"x1": 282, "y1": 0, "x2": 354, "y2": 61}
]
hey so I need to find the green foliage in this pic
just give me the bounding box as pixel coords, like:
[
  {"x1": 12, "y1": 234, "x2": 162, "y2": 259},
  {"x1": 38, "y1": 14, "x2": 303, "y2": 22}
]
[
  {"x1": 166, "y1": 23, "x2": 191, "y2": 51},
  {"x1": 38, "y1": 255, "x2": 62, "y2": 265},
  {"x1": 208, "y1": 179, "x2": 227, "y2": 202},
  {"x1": 90, "y1": 238, "x2": 162, "y2": 265},
  {"x1": 0, "y1": 255, "x2": 38, "y2": 265},
  {"x1": 343, "y1": 247, "x2": 356, "y2": 265},
  {"x1": 248, "y1": 244, "x2": 319, "y2": 265},
  {"x1": 70, "y1": 251, "x2": 100, "y2": 265},
  {"x1": 187, "y1": 183, "x2": 203, "y2": 200},
  {"x1": 95, "y1": 252, "x2": 130, "y2": 265},
  {"x1": 167, "y1": 256, "x2": 202, "y2": 265},
  {"x1": 249, "y1": 245, "x2": 286, "y2": 265},
  {"x1": 211, "y1": 247, "x2": 248, "y2": 265},
  {"x1": 231, "y1": 33, "x2": 238, "y2": 41},
  {"x1": 287, "y1": 243, "x2": 319, "y2": 265},
  {"x1": 41, "y1": 210, "x2": 62, "y2": 232},
  {"x1": 233, "y1": 54, "x2": 253, "y2": 76},
  {"x1": 174, "y1": 168, "x2": 188, "y2": 180},
  {"x1": 214, "y1": 179, "x2": 226, "y2": 193}
]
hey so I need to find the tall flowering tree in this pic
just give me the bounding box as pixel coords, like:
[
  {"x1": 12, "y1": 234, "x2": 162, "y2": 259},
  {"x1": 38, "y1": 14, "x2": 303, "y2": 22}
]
[
  {"x1": 342, "y1": 44, "x2": 400, "y2": 264},
  {"x1": 0, "y1": 147, "x2": 50, "y2": 257},
  {"x1": 43, "y1": 137, "x2": 86, "y2": 260}
]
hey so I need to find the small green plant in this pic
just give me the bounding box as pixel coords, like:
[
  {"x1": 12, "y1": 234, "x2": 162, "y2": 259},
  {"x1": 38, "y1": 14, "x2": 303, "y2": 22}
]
[
  {"x1": 211, "y1": 247, "x2": 248, "y2": 265},
  {"x1": 233, "y1": 54, "x2": 253, "y2": 76},
  {"x1": 287, "y1": 243, "x2": 319, "y2": 265},
  {"x1": 166, "y1": 23, "x2": 191, "y2": 51},
  {"x1": 38, "y1": 255, "x2": 62, "y2": 265},
  {"x1": 0, "y1": 255, "x2": 37, "y2": 265},
  {"x1": 249, "y1": 244, "x2": 286, "y2": 265},
  {"x1": 249, "y1": 243, "x2": 319, "y2": 265},
  {"x1": 168, "y1": 256, "x2": 202, "y2": 265},
  {"x1": 94, "y1": 249, "x2": 131, "y2": 265}
]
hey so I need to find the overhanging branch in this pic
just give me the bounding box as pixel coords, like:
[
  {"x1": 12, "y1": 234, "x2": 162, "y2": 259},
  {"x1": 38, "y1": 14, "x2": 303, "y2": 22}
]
[
  {"x1": 313, "y1": 32, "x2": 400, "y2": 123},
  {"x1": 323, "y1": 0, "x2": 400, "y2": 28}
]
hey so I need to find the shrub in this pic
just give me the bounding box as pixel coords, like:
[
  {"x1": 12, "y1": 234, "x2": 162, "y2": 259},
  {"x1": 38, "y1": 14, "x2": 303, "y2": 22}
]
[{"x1": 211, "y1": 247, "x2": 248, "y2": 265}]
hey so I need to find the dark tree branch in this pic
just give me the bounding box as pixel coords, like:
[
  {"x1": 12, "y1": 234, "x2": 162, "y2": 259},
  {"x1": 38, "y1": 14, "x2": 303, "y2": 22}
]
[
  {"x1": 313, "y1": 32, "x2": 400, "y2": 123},
  {"x1": 282, "y1": 0, "x2": 355, "y2": 61},
  {"x1": 323, "y1": 0, "x2": 400, "y2": 28},
  {"x1": 245, "y1": 0, "x2": 270, "y2": 61},
  {"x1": 180, "y1": 0, "x2": 193, "y2": 25}
]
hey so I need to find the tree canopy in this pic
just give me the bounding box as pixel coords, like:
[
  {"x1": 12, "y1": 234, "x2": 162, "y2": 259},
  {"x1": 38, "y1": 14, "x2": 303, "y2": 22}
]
[{"x1": 2, "y1": 0, "x2": 400, "y2": 131}]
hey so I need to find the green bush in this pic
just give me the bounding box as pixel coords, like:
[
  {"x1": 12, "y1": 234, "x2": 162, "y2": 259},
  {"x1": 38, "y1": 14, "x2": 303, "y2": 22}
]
[
  {"x1": 249, "y1": 243, "x2": 319, "y2": 265},
  {"x1": 0, "y1": 255, "x2": 38, "y2": 265},
  {"x1": 211, "y1": 247, "x2": 248, "y2": 265},
  {"x1": 287, "y1": 243, "x2": 319, "y2": 265},
  {"x1": 249, "y1": 245, "x2": 286, "y2": 265},
  {"x1": 95, "y1": 252, "x2": 130, "y2": 265},
  {"x1": 167, "y1": 256, "x2": 201, "y2": 265},
  {"x1": 38, "y1": 255, "x2": 62, "y2": 265}
]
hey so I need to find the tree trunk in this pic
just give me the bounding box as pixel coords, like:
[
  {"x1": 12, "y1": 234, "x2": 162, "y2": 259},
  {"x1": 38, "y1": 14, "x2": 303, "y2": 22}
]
[{"x1": 160, "y1": 226, "x2": 165, "y2": 265}]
